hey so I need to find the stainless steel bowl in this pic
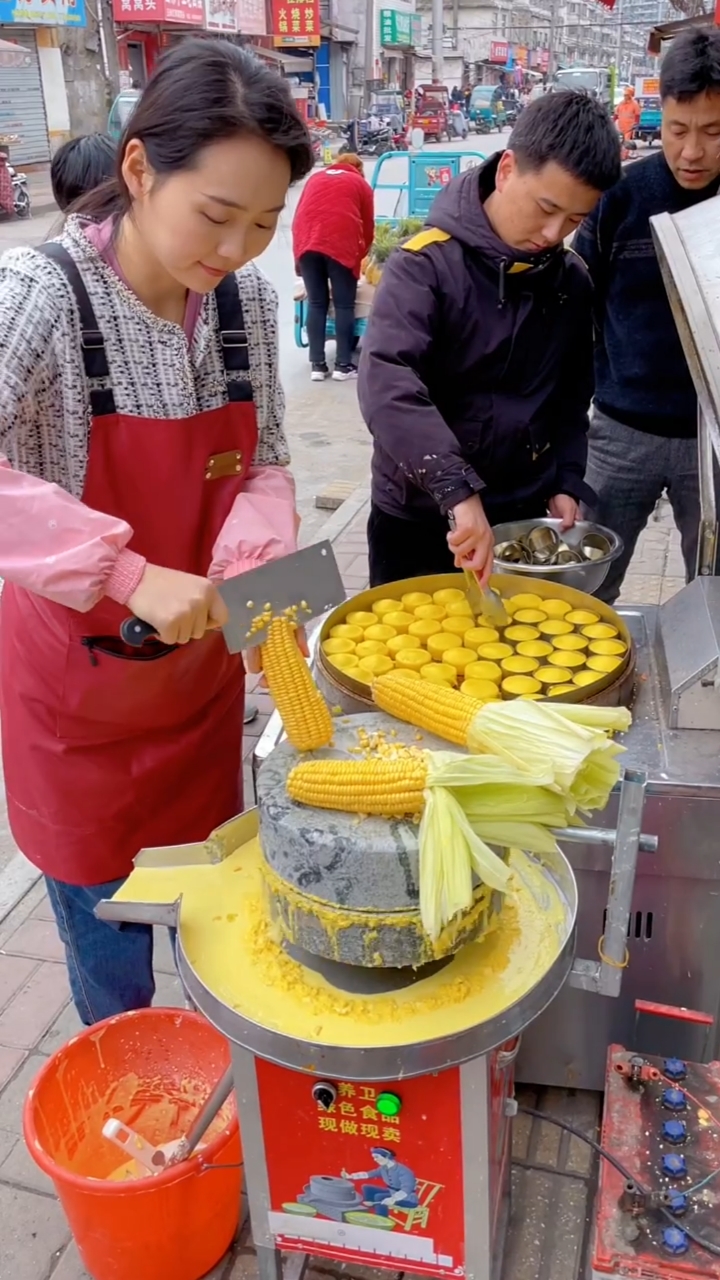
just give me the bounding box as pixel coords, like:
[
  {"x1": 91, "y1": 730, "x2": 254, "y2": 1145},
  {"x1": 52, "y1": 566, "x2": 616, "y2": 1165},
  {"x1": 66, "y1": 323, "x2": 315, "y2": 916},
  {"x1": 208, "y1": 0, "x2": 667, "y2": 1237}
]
[{"x1": 491, "y1": 518, "x2": 623, "y2": 594}]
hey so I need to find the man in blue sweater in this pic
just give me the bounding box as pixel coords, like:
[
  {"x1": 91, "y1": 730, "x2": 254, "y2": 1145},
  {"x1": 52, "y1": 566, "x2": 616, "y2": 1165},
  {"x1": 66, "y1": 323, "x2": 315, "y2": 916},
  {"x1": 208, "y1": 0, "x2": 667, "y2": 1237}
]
[{"x1": 574, "y1": 29, "x2": 720, "y2": 603}]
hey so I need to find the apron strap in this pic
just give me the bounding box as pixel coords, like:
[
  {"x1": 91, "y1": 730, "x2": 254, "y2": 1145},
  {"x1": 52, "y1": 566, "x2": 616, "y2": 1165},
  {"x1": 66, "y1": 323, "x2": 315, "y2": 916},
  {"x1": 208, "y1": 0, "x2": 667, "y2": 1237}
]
[
  {"x1": 36, "y1": 242, "x2": 117, "y2": 418},
  {"x1": 214, "y1": 273, "x2": 254, "y2": 404},
  {"x1": 38, "y1": 244, "x2": 254, "y2": 409}
]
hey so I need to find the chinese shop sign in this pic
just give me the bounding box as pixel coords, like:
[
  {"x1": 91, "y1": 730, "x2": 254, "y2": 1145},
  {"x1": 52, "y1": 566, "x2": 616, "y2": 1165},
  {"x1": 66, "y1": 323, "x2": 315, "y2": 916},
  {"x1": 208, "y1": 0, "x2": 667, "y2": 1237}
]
[
  {"x1": 112, "y1": 0, "x2": 204, "y2": 24},
  {"x1": 272, "y1": 0, "x2": 320, "y2": 46}
]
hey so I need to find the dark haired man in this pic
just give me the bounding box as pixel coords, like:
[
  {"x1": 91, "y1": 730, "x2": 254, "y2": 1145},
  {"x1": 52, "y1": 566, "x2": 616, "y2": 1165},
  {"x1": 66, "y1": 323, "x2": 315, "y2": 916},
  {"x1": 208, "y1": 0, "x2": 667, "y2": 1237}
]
[
  {"x1": 358, "y1": 91, "x2": 621, "y2": 586},
  {"x1": 575, "y1": 29, "x2": 720, "y2": 604}
]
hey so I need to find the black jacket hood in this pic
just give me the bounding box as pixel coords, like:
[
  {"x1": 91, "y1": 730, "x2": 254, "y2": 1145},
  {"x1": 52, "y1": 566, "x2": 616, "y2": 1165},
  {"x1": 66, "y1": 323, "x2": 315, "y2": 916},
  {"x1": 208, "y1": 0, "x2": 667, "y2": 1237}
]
[{"x1": 427, "y1": 153, "x2": 562, "y2": 284}]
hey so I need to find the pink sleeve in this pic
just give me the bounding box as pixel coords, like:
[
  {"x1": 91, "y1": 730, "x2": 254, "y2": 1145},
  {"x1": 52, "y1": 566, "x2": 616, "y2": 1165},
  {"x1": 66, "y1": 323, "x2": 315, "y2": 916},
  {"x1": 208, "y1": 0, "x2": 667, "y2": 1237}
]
[
  {"x1": 208, "y1": 466, "x2": 298, "y2": 581},
  {"x1": 0, "y1": 456, "x2": 146, "y2": 611}
]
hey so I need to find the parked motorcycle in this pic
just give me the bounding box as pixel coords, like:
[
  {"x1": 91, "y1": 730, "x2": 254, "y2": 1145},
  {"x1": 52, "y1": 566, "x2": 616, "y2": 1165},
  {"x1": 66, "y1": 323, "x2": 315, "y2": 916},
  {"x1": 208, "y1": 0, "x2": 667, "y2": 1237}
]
[
  {"x1": 339, "y1": 120, "x2": 396, "y2": 158},
  {"x1": 10, "y1": 165, "x2": 31, "y2": 218}
]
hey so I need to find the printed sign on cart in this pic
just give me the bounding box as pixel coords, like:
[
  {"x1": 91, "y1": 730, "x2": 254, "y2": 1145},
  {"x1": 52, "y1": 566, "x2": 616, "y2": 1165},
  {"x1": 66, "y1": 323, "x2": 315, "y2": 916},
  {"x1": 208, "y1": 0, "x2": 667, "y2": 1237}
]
[{"x1": 256, "y1": 1060, "x2": 466, "y2": 1278}]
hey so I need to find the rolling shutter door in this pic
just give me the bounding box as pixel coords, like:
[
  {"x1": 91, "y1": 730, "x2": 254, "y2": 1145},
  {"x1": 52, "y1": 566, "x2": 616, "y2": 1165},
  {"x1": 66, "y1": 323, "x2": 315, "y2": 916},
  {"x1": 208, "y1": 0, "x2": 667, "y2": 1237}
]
[{"x1": 0, "y1": 29, "x2": 50, "y2": 166}]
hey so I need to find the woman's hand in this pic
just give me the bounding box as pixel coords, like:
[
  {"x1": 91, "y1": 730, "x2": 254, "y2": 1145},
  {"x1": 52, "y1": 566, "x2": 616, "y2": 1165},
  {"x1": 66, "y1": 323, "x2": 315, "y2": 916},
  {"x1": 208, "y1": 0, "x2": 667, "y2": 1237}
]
[
  {"x1": 245, "y1": 626, "x2": 309, "y2": 682},
  {"x1": 127, "y1": 564, "x2": 228, "y2": 646},
  {"x1": 447, "y1": 494, "x2": 495, "y2": 586}
]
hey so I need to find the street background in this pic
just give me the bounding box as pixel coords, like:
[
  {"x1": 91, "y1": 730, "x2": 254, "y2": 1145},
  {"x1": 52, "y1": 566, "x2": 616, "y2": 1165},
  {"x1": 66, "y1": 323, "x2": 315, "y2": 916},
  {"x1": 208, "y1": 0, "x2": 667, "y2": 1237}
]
[{"x1": 0, "y1": 143, "x2": 686, "y2": 1279}]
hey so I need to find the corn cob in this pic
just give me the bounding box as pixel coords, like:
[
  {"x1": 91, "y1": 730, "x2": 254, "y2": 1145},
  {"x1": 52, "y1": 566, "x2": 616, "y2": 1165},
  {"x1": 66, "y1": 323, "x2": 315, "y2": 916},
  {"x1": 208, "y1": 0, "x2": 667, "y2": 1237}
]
[
  {"x1": 372, "y1": 669, "x2": 483, "y2": 746},
  {"x1": 260, "y1": 617, "x2": 333, "y2": 752},
  {"x1": 287, "y1": 753, "x2": 428, "y2": 816}
]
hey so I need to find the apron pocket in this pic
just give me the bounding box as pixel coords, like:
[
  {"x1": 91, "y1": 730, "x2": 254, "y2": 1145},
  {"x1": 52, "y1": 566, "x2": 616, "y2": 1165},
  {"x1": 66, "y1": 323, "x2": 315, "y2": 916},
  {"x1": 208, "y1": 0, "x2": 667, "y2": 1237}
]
[{"x1": 58, "y1": 631, "x2": 241, "y2": 743}]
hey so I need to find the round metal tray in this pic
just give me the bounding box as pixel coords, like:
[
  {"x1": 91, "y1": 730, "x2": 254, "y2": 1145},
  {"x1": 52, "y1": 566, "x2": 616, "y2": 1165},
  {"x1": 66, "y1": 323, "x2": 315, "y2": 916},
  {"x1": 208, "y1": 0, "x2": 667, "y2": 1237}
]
[
  {"x1": 315, "y1": 571, "x2": 635, "y2": 715},
  {"x1": 175, "y1": 820, "x2": 579, "y2": 1079}
]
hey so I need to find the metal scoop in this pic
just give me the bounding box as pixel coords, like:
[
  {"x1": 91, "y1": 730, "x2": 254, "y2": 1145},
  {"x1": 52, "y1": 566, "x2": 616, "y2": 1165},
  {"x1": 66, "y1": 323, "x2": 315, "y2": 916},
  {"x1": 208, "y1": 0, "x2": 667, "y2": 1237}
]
[
  {"x1": 102, "y1": 1063, "x2": 234, "y2": 1173},
  {"x1": 448, "y1": 513, "x2": 509, "y2": 627}
]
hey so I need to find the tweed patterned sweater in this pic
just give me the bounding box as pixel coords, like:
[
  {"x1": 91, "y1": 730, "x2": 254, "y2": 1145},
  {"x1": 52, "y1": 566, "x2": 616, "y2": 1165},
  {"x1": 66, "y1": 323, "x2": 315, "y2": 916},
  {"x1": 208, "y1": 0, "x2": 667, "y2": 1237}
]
[
  {"x1": 0, "y1": 216, "x2": 297, "y2": 612},
  {"x1": 0, "y1": 214, "x2": 289, "y2": 493}
]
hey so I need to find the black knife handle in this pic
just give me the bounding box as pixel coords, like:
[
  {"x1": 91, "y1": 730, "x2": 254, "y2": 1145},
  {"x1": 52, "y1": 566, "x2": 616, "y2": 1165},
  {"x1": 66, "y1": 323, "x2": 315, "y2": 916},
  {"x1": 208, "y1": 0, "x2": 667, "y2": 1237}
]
[{"x1": 121, "y1": 616, "x2": 158, "y2": 647}]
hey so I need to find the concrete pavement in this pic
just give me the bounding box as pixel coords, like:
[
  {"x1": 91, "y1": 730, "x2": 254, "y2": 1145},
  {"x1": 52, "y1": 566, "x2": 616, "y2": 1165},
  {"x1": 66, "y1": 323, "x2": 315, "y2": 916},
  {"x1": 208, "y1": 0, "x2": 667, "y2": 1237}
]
[{"x1": 0, "y1": 136, "x2": 687, "y2": 1278}]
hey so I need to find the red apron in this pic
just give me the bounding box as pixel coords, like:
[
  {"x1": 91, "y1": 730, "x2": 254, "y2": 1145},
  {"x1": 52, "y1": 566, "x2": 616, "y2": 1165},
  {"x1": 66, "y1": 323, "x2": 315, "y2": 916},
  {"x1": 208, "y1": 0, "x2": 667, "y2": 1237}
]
[{"x1": 0, "y1": 244, "x2": 258, "y2": 886}]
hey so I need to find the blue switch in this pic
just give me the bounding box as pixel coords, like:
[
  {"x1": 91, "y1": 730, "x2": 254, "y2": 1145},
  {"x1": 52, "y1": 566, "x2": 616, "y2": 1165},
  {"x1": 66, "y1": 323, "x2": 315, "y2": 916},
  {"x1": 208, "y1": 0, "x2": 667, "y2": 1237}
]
[
  {"x1": 662, "y1": 1153, "x2": 688, "y2": 1178},
  {"x1": 666, "y1": 1192, "x2": 689, "y2": 1216},
  {"x1": 662, "y1": 1226, "x2": 689, "y2": 1255},
  {"x1": 662, "y1": 1088, "x2": 686, "y2": 1112},
  {"x1": 664, "y1": 1058, "x2": 688, "y2": 1082},
  {"x1": 662, "y1": 1119, "x2": 687, "y2": 1144}
]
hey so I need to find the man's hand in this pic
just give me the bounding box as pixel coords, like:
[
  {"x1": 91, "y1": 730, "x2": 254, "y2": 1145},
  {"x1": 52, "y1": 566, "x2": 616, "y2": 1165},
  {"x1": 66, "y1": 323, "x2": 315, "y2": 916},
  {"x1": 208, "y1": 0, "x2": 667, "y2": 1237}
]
[
  {"x1": 446, "y1": 494, "x2": 494, "y2": 586},
  {"x1": 548, "y1": 494, "x2": 579, "y2": 530}
]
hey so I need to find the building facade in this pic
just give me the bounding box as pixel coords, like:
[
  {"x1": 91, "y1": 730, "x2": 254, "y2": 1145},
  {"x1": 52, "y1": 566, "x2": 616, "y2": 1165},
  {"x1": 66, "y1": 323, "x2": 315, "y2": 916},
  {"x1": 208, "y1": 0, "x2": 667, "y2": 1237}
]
[{"x1": 0, "y1": 0, "x2": 110, "y2": 165}]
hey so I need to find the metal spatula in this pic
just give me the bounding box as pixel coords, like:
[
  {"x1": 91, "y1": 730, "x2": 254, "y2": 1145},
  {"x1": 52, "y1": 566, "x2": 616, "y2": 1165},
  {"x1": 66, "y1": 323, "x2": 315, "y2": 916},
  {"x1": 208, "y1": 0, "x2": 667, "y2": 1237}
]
[{"x1": 447, "y1": 513, "x2": 508, "y2": 627}]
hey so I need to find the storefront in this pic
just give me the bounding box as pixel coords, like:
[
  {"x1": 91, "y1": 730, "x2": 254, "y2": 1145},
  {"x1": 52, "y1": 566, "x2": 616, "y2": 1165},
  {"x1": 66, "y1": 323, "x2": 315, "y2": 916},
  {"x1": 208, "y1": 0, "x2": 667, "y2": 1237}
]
[
  {"x1": 112, "y1": 0, "x2": 205, "y2": 84},
  {"x1": 266, "y1": 0, "x2": 319, "y2": 119},
  {"x1": 0, "y1": 0, "x2": 86, "y2": 165},
  {"x1": 378, "y1": 8, "x2": 419, "y2": 92}
]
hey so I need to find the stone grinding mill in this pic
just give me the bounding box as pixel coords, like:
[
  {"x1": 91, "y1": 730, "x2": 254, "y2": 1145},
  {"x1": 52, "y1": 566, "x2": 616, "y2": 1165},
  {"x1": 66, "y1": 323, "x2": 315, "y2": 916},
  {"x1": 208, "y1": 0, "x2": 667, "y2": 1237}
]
[{"x1": 99, "y1": 710, "x2": 656, "y2": 1280}]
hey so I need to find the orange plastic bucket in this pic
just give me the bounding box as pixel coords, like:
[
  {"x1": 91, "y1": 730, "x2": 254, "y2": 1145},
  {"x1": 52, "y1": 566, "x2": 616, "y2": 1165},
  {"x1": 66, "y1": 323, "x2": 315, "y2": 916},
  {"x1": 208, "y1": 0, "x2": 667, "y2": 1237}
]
[{"x1": 23, "y1": 1008, "x2": 242, "y2": 1280}]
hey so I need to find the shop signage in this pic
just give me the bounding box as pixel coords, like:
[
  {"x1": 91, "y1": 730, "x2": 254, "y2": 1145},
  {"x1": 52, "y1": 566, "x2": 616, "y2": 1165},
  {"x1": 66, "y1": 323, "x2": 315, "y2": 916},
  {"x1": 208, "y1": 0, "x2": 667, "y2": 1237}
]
[
  {"x1": 411, "y1": 12, "x2": 421, "y2": 46},
  {"x1": 515, "y1": 45, "x2": 527, "y2": 67},
  {"x1": 236, "y1": 0, "x2": 265, "y2": 33},
  {"x1": 0, "y1": 0, "x2": 86, "y2": 25},
  {"x1": 380, "y1": 8, "x2": 412, "y2": 46},
  {"x1": 112, "y1": 0, "x2": 203, "y2": 22},
  {"x1": 489, "y1": 40, "x2": 509, "y2": 64},
  {"x1": 205, "y1": 0, "x2": 237, "y2": 30},
  {"x1": 271, "y1": 0, "x2": 320, "y2": 45}
]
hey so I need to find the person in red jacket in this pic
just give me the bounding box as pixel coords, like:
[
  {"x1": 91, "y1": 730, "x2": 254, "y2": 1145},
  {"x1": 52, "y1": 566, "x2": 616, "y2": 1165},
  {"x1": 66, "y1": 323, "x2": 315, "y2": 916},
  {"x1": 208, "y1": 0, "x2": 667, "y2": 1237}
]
[{"x1": 293, "y1": 153, "x2": 374, "y2": 381}]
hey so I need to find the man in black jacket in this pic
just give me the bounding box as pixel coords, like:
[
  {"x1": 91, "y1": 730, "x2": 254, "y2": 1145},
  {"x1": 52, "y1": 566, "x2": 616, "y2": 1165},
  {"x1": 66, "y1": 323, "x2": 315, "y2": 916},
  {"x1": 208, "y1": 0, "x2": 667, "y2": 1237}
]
[
  {"x1": 575, "y1": 29, "x2": 720, "y2": 604},
  {"x1": 358, "y1": 92, "x2": 621, "y2": 587}
]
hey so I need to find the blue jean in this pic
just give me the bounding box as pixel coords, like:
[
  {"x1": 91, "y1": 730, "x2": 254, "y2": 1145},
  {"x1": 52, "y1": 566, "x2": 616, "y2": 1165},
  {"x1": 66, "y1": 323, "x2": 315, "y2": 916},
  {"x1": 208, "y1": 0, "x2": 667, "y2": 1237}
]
[
  {"x1": 45, "y1": 874, "x2": 169, "y2": 1025},
  {"x1": 362, "y1": 1183, "x2": 419, "y2": 1217},
  {"x1": 584, "y1": 407, "x2": 720, "y2": 605}
]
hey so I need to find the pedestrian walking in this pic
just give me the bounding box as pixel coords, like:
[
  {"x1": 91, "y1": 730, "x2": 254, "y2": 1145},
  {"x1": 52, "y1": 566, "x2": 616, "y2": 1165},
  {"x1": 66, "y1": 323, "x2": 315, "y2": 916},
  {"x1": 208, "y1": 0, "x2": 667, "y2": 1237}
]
[
  {"x1": 574, "y1": 29, "x2": 720, "y2": 602},
  {"x1": 0, "y1": 39, "x2": 313, "y2": 1025},
  {"x1": 293, "y1": 153, "x2": 375, "y2": 381}
]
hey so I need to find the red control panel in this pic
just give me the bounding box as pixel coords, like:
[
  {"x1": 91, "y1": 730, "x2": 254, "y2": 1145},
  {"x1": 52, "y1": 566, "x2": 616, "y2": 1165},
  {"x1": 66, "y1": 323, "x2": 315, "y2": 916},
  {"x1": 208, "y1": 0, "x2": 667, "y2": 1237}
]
[{"x1": 593, "y1": 1047, "x2": 720, "y2": 1279}]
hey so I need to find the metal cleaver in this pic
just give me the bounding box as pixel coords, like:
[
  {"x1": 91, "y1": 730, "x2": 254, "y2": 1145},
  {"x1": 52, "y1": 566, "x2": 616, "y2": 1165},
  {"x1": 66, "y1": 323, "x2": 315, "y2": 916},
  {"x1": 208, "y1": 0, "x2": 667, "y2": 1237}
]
[{"x1": 120, "y1": 540, "x2": 346, "y2": 651}]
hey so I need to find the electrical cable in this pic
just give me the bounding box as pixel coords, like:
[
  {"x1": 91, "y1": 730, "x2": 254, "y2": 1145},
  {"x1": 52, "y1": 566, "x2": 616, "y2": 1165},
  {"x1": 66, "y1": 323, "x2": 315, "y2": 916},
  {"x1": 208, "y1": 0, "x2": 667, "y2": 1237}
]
[
  {"x1": 517, "y1": 1105, "x2": 720, "y2": 1258},
  {"x1": 688, "y1": 1166, "x2": 720, "y2": 1195}
]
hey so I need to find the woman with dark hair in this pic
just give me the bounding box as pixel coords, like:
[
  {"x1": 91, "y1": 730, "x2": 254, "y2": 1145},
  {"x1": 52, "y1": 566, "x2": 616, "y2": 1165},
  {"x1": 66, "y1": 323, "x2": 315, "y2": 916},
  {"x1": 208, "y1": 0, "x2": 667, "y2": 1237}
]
[
  {"x1": 0, "y1": 39, "x2": 313, "y2": 1024},
  {"x1": 50, "y1": 133, "x2": 118, "y2": 211}
]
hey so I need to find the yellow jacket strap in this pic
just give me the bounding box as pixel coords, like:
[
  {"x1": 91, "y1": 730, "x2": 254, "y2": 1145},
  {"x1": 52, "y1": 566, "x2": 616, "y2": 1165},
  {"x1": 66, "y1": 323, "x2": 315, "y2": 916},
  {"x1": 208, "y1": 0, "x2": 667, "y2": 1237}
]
[{"x1": 401, "y1": 228, "x2": 452, "y2": 252}]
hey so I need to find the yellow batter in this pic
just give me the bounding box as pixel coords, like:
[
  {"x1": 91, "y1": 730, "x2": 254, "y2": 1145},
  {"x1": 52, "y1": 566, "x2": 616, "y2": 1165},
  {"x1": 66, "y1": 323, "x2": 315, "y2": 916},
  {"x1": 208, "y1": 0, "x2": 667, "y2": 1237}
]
[{"x1": 112, "y1": 837, "x2": 570, "y2": 1051}]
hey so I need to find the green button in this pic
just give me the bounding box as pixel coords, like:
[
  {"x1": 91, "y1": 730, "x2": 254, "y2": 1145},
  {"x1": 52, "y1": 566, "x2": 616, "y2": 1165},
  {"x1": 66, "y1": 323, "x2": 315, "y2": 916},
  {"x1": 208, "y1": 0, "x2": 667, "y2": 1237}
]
[{"x1": 377, "y1": 1092, "x2": 402, "y2": 1118}]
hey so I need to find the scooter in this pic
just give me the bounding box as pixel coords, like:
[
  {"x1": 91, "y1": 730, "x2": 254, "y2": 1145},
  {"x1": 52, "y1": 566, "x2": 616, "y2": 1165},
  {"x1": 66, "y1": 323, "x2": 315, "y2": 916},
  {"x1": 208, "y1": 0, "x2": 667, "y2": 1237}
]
[
  {"x1": 339, "y1": 120, "x2": 395, "y2": 158},
  {"x1": 449, "y1": 104, "x2": 469, "y2": 139},
  {"x1": 10, "y1": 166, "x2": 31, "y2": 218}
]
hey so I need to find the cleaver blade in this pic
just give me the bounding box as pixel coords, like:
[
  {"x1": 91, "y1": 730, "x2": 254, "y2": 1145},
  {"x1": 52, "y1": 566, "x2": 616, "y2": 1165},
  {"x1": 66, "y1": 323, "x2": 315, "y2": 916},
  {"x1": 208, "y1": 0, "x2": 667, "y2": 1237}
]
[{"x1": 218, "y1": 540, "x2": 346, "y2": 652}]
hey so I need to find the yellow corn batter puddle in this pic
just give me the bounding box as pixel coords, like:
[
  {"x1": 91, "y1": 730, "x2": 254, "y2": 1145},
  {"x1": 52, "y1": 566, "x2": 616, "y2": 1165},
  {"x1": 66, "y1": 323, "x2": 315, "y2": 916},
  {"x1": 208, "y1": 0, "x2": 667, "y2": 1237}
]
[{"x1": 112, "y1": 838, "x2": 569, "y2": 1050}]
